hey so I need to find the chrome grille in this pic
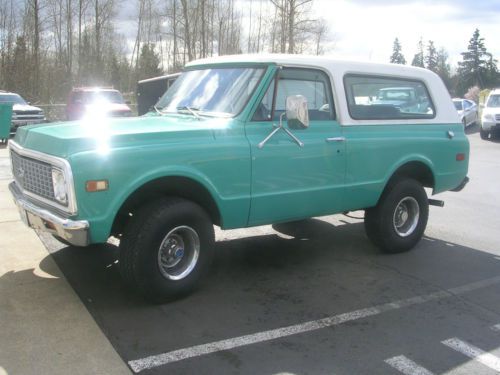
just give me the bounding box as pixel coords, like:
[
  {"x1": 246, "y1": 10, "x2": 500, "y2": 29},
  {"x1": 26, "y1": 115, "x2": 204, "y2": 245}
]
[
  {"x1": 495, "y1": 114, "x2": 500, "y2": 122},
  {"x1": 10, "y1": 149, "x2": 56, "y2": 202}
]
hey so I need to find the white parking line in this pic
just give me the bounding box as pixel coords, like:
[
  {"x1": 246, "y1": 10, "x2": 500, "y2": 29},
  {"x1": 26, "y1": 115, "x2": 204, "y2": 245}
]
[
  {"x1": 490, "y1": 324, "x2": 500, "y2": 333},
  {"x1": 385, "y1": 355, "x2": 435, "y2": 375},
  {"x1": 128, "y1": 275, "x2": 500, "y2": 373},
  {"x1": 442, "y1": 337, "x2": 500, "y2": 372}
]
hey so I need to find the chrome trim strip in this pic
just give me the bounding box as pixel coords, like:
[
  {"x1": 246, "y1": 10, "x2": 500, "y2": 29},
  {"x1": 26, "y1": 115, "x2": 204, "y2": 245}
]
[
  {"x1": 326, "y1": 137, "x2": 346, "y2": 142},
  {"x1": 8, "y1": 140, "x2": 78, "y2": 215},
  {"x1": 9, "y1": 182, "x2": 89, "y2": 246}
]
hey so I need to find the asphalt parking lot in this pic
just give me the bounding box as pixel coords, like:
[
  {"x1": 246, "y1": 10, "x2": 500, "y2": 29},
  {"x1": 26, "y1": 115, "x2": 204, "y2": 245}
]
[{"x1": 8, "y1": 124, "x2": 500, "y2": 374}]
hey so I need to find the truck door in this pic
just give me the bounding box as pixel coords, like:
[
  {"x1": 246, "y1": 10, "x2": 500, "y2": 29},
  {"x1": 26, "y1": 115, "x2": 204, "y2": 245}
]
[{"x1": 245, "y1": 67, "x2": 345, "y2": 226}]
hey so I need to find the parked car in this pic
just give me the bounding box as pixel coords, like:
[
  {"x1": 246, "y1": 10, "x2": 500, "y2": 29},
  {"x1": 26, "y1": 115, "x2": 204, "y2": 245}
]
[
  {"x1": 480, "y1": 89, "x2": 500, "y2": 139},
  {"x1": 0, "y1": 91, "x2": 45, "y2": 133},
  {"x1": 452, "y1": 98, "x2": 478, "y2": 127},
  {"x1": 8, "y1": 55, "x2": 469, "y2": 301},
  {"x1": 66, "y1": 87, "x2": 132, "y2": 121},
  {"x1": 137, "y1": 73, "x2": 180, "y2": 116}
]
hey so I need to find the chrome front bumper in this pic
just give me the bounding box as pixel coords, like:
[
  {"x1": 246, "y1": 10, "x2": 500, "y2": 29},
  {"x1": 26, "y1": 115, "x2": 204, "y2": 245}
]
[{"x1": 9, "y1": 182, "x2": 89, "y2": 246}]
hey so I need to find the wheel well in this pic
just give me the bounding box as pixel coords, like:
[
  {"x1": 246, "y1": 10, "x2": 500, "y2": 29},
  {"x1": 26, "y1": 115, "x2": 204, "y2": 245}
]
[
  {"x1": 111, "y1": 176, "x2": 221, "y2": 236},
  {"x1": 389, "y1": 161, "x2": 435, "y2": 190}
]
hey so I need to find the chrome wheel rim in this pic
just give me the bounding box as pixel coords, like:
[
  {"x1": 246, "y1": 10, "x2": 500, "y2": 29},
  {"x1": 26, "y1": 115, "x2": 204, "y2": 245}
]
[
  {"x1": 157, "y1": 226, "x2": 200, "y2": 280},
  {"x1": 393, "y1": 197, "x2": 420, "y2": 237}
]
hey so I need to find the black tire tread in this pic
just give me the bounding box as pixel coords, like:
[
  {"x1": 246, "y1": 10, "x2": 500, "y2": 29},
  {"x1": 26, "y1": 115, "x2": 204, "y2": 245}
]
[
  {"x1": 119, "y1": 197, "x2": 214, "y2": 301},
  {"x1": 364, "y1": 178, "x2": 428, "y2": 254}
]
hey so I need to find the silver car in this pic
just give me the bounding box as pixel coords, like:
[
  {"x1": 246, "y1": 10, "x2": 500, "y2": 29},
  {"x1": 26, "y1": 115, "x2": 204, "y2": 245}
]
[{"x1": 453, "y1": 98, "x2": 478, "y2": 127}]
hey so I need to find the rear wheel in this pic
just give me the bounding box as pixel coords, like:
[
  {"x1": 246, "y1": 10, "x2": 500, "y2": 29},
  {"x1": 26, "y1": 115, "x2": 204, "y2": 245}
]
[
  {"x1": 119, "y1": 197, "x2": 215, "y2": 302},
  {"x1": 365, "y1": 178, "x2": 428, "y2": 253},
  {"x1": 480, "y1": 128, "x2": 489, "y2": 140}
]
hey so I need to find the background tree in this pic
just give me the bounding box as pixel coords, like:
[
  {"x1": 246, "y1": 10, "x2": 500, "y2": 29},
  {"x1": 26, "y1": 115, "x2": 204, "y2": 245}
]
[
  {"x1": 411, "y1": 38, "x2": 425, "y2": 68},
  {"x1": 425, "y1": 40, "x2": 437, "y2": 72},
  {"x1": 434, "y1": 47, "x2": 452, "y2": 90},
  {"x1": 137, "y1": 43, "x2": 163, "y2": 81},
  {"x1": 0, "y1": 0, "x2": 333, "y2": 105},
  {"x1": 269, "y1": 0, "x2": 317, "y2": 54},
  {"x1": 389, "y1": 37, "x2": 406, "y2": 64},
  {"x1": 457, "y1": 28, "x2": 491, "y2": 92}
]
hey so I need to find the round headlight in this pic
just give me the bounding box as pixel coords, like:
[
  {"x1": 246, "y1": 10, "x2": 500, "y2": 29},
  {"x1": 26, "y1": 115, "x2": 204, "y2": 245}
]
[
  {"x1": 52, "y1": 168, "x2": 68, "y2": 205},
  {"x1": 483, "y1": 113, "x2": 494, "y2": 121}
]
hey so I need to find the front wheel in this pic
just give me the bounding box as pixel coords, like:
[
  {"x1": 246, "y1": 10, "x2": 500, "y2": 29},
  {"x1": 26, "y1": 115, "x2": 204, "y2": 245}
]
[
  {"x1": 365, "y1": 178, "x2": 429, "y2": 253},
  {"x1": 119, "y1": 197, "x2": 215, "y2": 302}
]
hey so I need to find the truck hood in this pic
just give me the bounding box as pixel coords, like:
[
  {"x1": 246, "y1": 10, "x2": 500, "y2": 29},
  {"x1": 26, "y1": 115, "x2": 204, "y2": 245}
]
[
  {"x1": 13, "y1": 103, "x2": 44, "y2": 113},
  {"x1": 13, "y1": 114, "x2": 233, "y2": 158}
]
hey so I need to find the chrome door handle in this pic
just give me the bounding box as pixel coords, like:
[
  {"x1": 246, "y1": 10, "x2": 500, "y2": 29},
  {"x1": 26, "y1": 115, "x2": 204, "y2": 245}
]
[{"x1": 326, "y1": 137, "x2": 346, "y2": 143}]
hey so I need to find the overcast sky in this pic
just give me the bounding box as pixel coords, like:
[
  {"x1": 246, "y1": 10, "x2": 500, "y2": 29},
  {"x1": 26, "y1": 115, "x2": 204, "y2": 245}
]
[{"x1": 312, "y1": 0, "x2": 500, "y2": 68}]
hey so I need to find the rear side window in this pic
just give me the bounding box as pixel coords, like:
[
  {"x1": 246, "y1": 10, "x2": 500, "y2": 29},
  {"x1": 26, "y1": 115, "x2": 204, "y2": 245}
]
[{"x1": 344, "y1": 75, "x2": 435, "y2": 120}]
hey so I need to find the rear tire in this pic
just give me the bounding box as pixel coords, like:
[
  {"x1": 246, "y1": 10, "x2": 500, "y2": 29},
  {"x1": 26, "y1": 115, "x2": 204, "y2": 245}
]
[
  {"x1": 480, "y1": 128, "x2": 489, "y2": 140},
  {"x1": 119, "y1": 197, "x2": 215, "y2": 302},
  {"x1": 365, "y1": 178, "x2": 428, "y2": 253}
]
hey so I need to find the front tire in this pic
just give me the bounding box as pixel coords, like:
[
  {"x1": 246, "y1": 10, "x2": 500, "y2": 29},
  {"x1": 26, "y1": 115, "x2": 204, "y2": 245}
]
[
  {"x1": 365, "y1": 178, "x2": 429, "y2": 253},
  {"x1": 119, "y1": 197, "x2": 215, "y2": 302}
]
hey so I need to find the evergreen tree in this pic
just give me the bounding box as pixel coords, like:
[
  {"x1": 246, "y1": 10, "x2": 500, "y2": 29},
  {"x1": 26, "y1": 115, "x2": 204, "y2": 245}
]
[
  {"x1": 425, "y1": 40, "x2": 438, "y2": 72},
  {"x1": 137, "y1": 44, "x2": 163, "y2": 81},
  {"x1": 411, "y1": 38, "x2": 425, "y2": 68},
  {"x1": 435, "y1": 48, "x2": 452, "y2": 89},
  {"x1": 390, "y1": 38, "x2": 406, "y2": 64},
  {"x1": 457, "y1": 28, "x2": 490, "y2": 89},
  {"x1": 484, "y1": 53, "x2": 500, "y2": 88}
]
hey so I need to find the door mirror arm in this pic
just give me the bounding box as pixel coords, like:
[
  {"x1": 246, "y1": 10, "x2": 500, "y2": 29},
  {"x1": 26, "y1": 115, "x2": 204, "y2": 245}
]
[
  {"x1": 258, "y1": 95, "x2": 309, "y2": 149},
  {"x1": 258, "y1": 112, "x2": 304, "y2": 149}
]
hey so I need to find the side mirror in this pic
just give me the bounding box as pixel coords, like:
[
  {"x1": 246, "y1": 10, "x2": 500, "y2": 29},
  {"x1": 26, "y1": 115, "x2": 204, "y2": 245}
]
[{"x1": 286, "y1": 95, "x2": 309, "y2": 129}]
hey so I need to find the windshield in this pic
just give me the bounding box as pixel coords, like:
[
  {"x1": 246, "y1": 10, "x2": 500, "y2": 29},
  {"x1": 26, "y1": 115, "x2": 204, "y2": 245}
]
[
  {"x1": 0, "y1": 94, "x2": 27, "y2": 105},
  {"x1": 156, "y1": 67, "x2": 265, "y2": 117},
  {"x1": 453, "y1": 101, "x2": 463, "y2": 110},
  {"x1": 72, "y1": 90, "x2": 125, "y2": 104},
  {"x1": 487, "y1": 95, "x2": 500, "y2": 108}
]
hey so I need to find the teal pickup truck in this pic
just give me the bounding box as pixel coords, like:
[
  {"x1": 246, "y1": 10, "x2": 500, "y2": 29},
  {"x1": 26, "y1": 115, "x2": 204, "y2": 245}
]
[{"x1": 9, "y1": 55, "x2": 469, "y2": 301}]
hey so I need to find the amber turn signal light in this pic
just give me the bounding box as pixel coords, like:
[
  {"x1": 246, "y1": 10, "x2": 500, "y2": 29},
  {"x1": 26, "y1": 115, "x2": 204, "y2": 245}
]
[{"x1": 86, "y1": 180, "x2": 109, "y2": 192}]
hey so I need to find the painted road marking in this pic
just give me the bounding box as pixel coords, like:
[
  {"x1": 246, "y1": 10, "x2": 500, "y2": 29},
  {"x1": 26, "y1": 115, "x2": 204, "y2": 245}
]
[
  {"x1": 385, "y1": 355, "x2": 435, "y2": 375},
  {"x1": 491, "y1": 324, "x2": 500, "y2": 333},
  {"x1": 128, "y1": 275, "x2": 500, "y2": 373},
  {"x1": 442, "y1": 337, "x2": 500, "y2": 372}
]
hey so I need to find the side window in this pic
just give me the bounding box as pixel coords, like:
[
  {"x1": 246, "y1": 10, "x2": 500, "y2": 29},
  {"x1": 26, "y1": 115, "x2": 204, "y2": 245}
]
[
  {"x1": 344, "y1": 74, "x2": 435, "y2": 120},
  {"x1": 463, "y1": 101, "x2": 471, "y2": 109},
  {"x1": 252, "y1": 68, "x2": 335, "y2": 122}
]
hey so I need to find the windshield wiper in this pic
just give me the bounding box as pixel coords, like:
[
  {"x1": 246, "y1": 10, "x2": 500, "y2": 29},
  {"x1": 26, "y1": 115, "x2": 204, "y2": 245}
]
[
  {"x1": 152, "y1": 104, "x2": 164, "y2": 115},
  {"x1": 176, "y1": 106, "x2": 201, "y2": 120}
]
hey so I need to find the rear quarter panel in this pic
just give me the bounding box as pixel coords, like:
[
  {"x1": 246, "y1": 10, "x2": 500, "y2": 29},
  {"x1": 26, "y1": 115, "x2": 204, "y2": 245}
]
[{"x1": 340, "y1": 123, "x2": 469, "y2": 211}]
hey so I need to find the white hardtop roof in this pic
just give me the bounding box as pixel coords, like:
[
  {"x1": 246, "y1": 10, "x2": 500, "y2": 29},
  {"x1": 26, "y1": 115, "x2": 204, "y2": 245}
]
[
  {"x1": 138, "y1": 72, "x2": 181, "y2": 84},
  {"x1": 186, "y1": 54, "x2": 457, "y2": 125},
  {"x1": 186, "y1": 53, "x2": 433, "y2": 78}
]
